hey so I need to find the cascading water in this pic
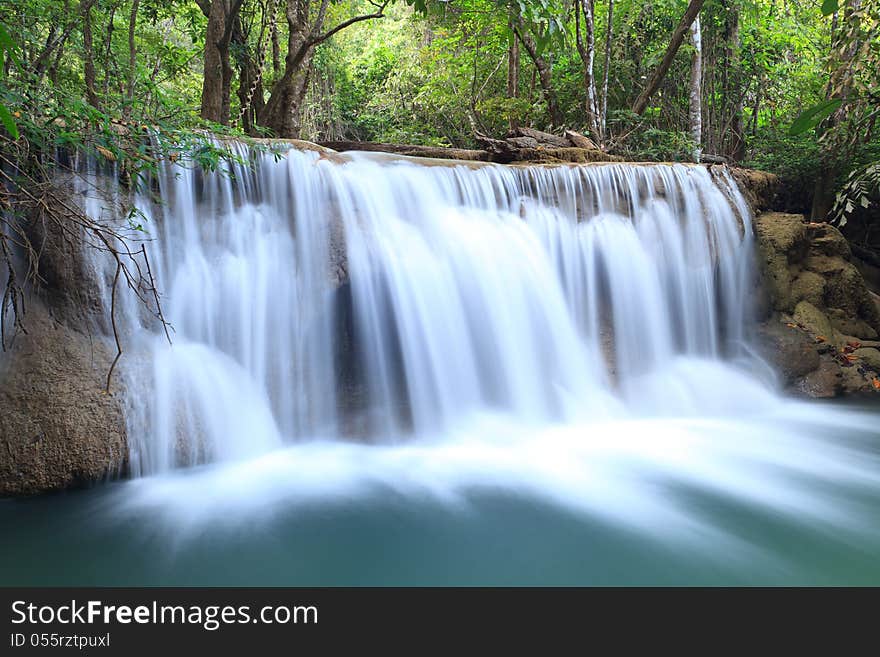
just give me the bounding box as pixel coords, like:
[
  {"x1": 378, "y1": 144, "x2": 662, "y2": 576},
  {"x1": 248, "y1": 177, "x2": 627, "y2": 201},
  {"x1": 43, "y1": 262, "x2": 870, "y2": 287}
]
[
  {"x1": 110, "y1": 145, "x2": 771, "y2": 472},
  {"x1": 17, "y1": 142, "x2": 874, "y2": 585}
]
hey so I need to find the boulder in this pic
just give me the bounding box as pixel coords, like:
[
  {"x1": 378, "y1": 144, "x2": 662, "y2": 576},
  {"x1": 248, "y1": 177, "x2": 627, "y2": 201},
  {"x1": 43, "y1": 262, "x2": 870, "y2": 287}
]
[
  {"x1": 853, "y1": 347, "x2": 880, "y2": 372},
  {"x1": 754, "y1": 213, "x2": 809, "y2": 312},
  {"x1": 755, "y1": 321, "x2": 820, "y2": 384},
  {"x1": 792, "y1": 301, "x2": 834, "y2": 338}
]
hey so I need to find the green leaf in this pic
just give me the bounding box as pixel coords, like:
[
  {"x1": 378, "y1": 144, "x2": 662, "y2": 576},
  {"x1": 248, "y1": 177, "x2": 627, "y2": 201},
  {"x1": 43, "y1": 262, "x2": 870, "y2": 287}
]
[
  {"x1": 0, "y1": 23, "x2": 20, "y2": 67},
  {"x1": 0, "y1": 103, "x2": 18, "y2": 139},
  {"x1": 821, "y1": 0, "x2": 839, "y2": 16},
  {"x1": 789, "y1": 98, "x2": 843, "y2": 135}
]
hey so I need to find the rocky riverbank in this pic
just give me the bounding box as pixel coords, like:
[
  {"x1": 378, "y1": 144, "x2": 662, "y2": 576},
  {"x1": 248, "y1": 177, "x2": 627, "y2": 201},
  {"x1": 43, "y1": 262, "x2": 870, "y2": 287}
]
[{"x1": 754, "y1": 212, "x2": 880, "y2": 397}]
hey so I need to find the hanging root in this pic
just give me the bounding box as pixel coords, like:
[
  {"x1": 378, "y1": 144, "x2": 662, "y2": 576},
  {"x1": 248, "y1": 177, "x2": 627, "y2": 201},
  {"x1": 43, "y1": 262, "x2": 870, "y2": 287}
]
[
  {"x1": 0, "y1": 138, "x2": 173, "y2": 386},
  {"x1": 105, "y1": 261, "x2": 123, "y2": 393}
]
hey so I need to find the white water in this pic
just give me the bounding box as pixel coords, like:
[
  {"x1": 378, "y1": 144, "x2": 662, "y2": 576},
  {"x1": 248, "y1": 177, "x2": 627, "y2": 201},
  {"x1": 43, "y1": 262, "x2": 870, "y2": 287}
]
[
  {"x1": 101, "y1": 147, "x2": 766, "y2": 469},
  {"x1": 72, "y1": 145, "x2": 880, "y2": 557}
]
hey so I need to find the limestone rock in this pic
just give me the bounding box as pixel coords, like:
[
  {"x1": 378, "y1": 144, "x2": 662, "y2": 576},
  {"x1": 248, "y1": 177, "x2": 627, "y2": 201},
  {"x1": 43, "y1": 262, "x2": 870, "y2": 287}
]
[
  {"x1": 790, "y1": 271, "x2": 826, "y2": 307},
  {"x1": 755, "y1": 213, "x2": 808, "y2": 257},
  {"x1": 755, "y1": 321, "x2": 820, "y2": 384},
  {"x1": 728, "y1": 168, "x2": 780, "y2": 213},
  {"x1": 794, "y1": 359, "x2": 842, "y2": 398},
  {"x1": 0, "y1": 303, "x2": 127, "y2": 496},
  {"x1": 827, "y1": 309, "x2": 878, "y2": 340},
  {"x1": 755, "y1": 211, "x2": 880, "y2": 398},
  {"x1": 853, "y1": 347, "x2": 880, "y2": 372},
  {"x1": 754, "y1": 213, "x2": 809, "y2": 312},
  {"x1": 792, "y1": 301, "x2": 834, "y2": 338},
  {"x1": 808, "y1": 223, "x2": 851, "y2": 258}
]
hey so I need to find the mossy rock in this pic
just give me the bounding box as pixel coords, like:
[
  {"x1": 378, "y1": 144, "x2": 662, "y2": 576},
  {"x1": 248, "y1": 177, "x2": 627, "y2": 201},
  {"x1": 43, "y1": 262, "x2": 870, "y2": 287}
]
[
  {"x1": 807, "y1": 223, "x2": 851, "y2": 258},
  {"x1": 827, "y1": 309, "x2": 879, "y2": 340},
  {"x1": 853, "y1": 347, "x2": 880, "y2": 372},
  {"x1": 790, "y1": 270, "x2": 826, "y2": 307},
  {"x1": 754, "y1": 213, "x2": 809, "y2": 261},
  {"x1": 793, "y1": 300, "x2": 834, "y2": 338}
]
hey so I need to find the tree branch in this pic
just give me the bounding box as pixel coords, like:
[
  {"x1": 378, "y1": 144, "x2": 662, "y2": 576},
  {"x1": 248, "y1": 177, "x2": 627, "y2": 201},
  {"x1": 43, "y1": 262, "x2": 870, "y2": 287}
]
[
  {"x1": 307, "y1": 0, "x2": 389, "y2": 49},
  {"x1": 631, "y1": 0, "x2": 705, "y2": 115}
]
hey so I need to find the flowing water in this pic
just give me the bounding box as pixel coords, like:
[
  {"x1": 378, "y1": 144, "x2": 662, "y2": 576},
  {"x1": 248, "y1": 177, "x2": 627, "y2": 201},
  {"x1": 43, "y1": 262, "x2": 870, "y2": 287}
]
[{"x1": 2, "y1": 146, "x2": 879, "y2": 585}]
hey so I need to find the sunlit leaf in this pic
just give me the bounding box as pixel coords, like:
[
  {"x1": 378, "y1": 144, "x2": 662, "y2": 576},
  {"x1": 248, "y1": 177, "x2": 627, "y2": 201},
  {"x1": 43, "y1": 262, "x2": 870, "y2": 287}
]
[{"x1": 821, "y1": 0, "x2": 839, "y2": 16}]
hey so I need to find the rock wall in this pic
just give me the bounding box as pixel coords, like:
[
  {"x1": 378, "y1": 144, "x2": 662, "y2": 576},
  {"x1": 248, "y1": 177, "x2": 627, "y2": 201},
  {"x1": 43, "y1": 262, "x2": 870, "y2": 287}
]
[
  {"x1": 0, "y1": 303, "x2": 127, "y2": 495},
  {"x1": 0, "y1": 196, "x2": 127, "y2": 497},
  {"x1": 754, "y1": 212, "x2": 880, "y2": 397}
]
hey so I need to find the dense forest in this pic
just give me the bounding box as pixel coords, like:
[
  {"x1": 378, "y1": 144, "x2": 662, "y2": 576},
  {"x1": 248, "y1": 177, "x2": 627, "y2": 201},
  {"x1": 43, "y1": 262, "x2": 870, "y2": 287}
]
[{"x1": 0, "y1": 0, "x2": 878, "y2": 225}]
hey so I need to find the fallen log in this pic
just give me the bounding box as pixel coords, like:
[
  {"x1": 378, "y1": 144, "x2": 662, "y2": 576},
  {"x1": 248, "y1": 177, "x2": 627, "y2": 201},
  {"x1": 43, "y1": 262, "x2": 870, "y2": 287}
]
[
  {"x1": 507, "y1": 126, "x2": 571, "y2": 148},
  {"x1": 564, "y1": 129, "x2": 598, "y2": 150},
  {"x1": 318, "y1": 141, "x2": 491, "y2": 162}
]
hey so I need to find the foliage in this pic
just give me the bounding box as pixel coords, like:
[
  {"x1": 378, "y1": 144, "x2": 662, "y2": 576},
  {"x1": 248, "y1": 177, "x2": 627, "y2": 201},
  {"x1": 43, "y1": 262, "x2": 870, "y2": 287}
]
[
  {"x1": 832, "y1": 162, "x2": 880, "y2": 228},
  {"x1": 0, "y1": 0, "x2": 877, "y2": 214}
]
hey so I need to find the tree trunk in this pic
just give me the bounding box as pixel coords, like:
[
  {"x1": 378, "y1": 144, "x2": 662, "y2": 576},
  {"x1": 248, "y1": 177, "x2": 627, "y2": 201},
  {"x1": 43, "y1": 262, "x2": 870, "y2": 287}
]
[
  {"x1": 575, "y1": 0, "x2": 599, "y2": 139},
  {"x1": 514, "y1": 25, "x2": 563, "y2": 128},
  {"x1": 260, "y1": 0, "x2": 311, "y2": 138},
  {"x1": 233, "y1": 17, "x2": 256, "y2": 133},
  {"x1": 82, "y1": 1, "x2": 99, "y2": 108},
  {"x1": 725, "y1": 1, "x2": 744, "y2": 161},
  {"x1": 34, "y1": 0, "x2": 98, "y2": 84},
  {"x1": 631, "y1": 0, "x2": 705, "y2": 115},
  {"x1": 200, "y1": 0, "x2": 235, "y2": 124},
  {"x1": 688, "y1": 14, "x2": 702, "y2": 163},
  {"x1": 260, "y1": 0, "x2": 388, "y2": 138},
  {"x1": 101, "y1": 2, "x2": 118, "y2": 98},
  {"x1": 600, "y1": 0, "x2": 614, "y2": 141},
  {"x1": 124, "y1": 0, "x2": 140, "y2": 121},
  {"x1": 507, "y1": 18, "x2": 520, "y2": 130}
]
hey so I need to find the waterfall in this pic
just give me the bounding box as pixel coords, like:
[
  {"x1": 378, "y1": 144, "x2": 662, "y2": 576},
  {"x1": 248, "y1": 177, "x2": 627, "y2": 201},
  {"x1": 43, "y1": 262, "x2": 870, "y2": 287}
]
[{"x1": 94, "y1": 144, "x2": 768, "y2": 476}]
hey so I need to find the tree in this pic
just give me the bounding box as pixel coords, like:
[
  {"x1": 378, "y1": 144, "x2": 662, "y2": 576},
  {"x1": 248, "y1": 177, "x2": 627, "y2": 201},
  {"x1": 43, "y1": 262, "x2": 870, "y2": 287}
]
[
  {"x1": 198, "y1": 0, "x2": 245, "y2": 125},
  {"x1": 513, "y1": 17, "x2": 563, "y2": 128},
  {"x1": 806, "y1": 0, "x2": 880, "y2": 222},
  {"x1": 82, "y1": 0, "x2": 99, "y2": 108},
  {"x1": 574, "y1": 0, "x2": 599, "y2": 138},
  {"x1": 688, "y1": 13, "x2": 701, "y2": 162},
  {"x1": 506, "y1": 12, "x2": 520, "y2": 129},
  {"x1": 724, "y1": 0, "x2": 744, "y2": 160},
  {"x1": 631, "y1": 0, "x2": 705, "y2": 116},
  {"x1": 259, "y1": 0, "x2": 390, "y2": 138},
  {"x1": 599, "y1": 0, "x2": 613, "y2": 141}
]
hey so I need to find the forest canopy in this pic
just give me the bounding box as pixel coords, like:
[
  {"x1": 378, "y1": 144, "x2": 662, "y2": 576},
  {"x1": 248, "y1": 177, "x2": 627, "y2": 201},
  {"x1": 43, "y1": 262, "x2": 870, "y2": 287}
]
[{"x1": 0, "y1": 0, "x2": 878, "y2": 223}]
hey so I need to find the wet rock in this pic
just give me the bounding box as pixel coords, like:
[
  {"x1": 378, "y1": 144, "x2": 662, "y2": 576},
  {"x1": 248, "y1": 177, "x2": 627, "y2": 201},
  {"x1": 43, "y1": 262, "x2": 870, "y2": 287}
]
[
  {"x1": 0, "y1": 302, "x2": 127, "y2": 496},
  {"x1": 790, "y1": 271, "x2": 826, "y2": 307},
  {"x1": 794, "y1": 359, "x2": 842, "y2": 398},
  {"x1": 853, "y1": 347, "x2": 880, "y2": 372},
  {"x1": 756, "y1": 320, "x2": 820, "y2": 384},
  {"x1": 754, "y1": 213, "x2": 809, "y2": 312},
  {"x1": 792, "y1": 301, "x2": 834, "y2": 338},
  {"x1": 827, "y1": 309, "x2": 878, "y2": 340},
  {"x1": 755, "y1": 213, "x2": 809, "y2": 259},
  {"x1": 728, "y1": 168, "x2": 780, "y2": 214},
  {"x1": 755, "y1": 211, "x2": 880, "y2": 397}
]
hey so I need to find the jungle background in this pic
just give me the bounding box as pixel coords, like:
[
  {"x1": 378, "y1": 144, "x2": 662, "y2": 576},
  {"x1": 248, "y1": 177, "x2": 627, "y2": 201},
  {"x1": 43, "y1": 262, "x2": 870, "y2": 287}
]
[{"x1": 0, "y1": 0, "x2": 878, "y2": 239}]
